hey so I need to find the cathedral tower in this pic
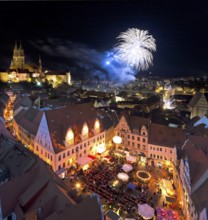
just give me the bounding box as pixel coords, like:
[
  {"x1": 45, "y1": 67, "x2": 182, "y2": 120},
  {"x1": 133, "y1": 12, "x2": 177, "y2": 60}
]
[{"x1": 10, "y1": 41, "x2": 25, "y2": 69}]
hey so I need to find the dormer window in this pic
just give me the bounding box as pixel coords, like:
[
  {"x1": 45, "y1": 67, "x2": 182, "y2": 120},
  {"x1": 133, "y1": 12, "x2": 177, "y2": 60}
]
[
  {"x1": 66, "y1": 129, "x2": 74, "y2": 147},
  {"x1": 94, "y1": 119, "x2": 100, "y2": 134},
  {"x1": 82, "y1": 123, "x2": 89, "y2": 139}
]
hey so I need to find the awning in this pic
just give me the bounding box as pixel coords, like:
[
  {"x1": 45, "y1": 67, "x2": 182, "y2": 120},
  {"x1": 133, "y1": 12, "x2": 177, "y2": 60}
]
[
  {"x1": 77, "y1": 156, "x2": 93, "y2": 166},
  {"x1": 87, "y1": 155, "x2": 96, "y2": 160},
  {"x1": 127, "y1": 182, "x2": 136, "y2": 190}
]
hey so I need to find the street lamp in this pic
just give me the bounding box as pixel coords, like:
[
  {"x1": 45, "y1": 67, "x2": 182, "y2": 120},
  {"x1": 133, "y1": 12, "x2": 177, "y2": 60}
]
[{"x1": 113, "y1": 136, "x2": 122, "y2": 150}]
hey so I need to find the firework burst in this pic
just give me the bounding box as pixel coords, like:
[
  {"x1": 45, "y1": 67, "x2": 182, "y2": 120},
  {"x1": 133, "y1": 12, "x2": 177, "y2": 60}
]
[{"x1": 115, "y1": 28, "x2": 156, "y2": 70}]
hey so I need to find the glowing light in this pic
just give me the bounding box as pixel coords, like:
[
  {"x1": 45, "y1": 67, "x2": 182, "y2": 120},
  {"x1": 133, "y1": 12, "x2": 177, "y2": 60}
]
[
  {"x1": 115, "y1": 28, "x2": 156, "y2": 70},
  {"x1": 113, "y1": 136, "x2": 122, "y2": 144},
  {"x1": 75, "y1": 182, "x2": 81, "y2": 189},
  {"x1": 97, "y1": 144, "x2": 106, "y2": 154},
  {"x1": 137, "y1": 170, "x2": 151, "y2": 183},
  {"x1": 105, "y1": 60, "x2": 110, "y2": 65}
]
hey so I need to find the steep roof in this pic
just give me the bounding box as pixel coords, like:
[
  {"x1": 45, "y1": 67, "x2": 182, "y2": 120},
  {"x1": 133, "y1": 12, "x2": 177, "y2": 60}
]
[
  {"x1": 183, "y1": 136, "x2": 208, "y2": 187},
  {"x1": 14, "y1": 107, "x2": 43, "y2": 136},
  {"x1": 45, "y1": 103, "x2": 100, "y2": 152},
  {"x1": 189, "y1": 92, "x2": 206, "y2": 108},
  {"x1": 0, "y1": 135, "x2": 103, "y2": 220},
  {"x1": 148, "y1": 123, "x2": 186, "y2": 148},
  {"x1": 124, "y1": 115, "x2": 150, "y2": 131},
  {"x1": 191, "y1": 178, "x2": 208, "y2": 214}
]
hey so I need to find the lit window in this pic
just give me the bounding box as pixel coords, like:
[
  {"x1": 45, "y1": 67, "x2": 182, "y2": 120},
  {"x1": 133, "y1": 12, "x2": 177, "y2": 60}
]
[
  {"x1": 82, "y1": 123, "x2": 89, "y2": 139},
  {"x1": 66, "y1": 129, "x2": 74, "y2": 147},
  {"x1": 94, "y1": 119, "x2": 100, "y2": 134}
]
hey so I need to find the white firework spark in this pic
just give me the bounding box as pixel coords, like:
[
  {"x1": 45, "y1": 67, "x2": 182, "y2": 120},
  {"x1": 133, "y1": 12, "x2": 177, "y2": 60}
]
[{"x1": 115, "y1": 28, "x2": 156, "y2": 70}]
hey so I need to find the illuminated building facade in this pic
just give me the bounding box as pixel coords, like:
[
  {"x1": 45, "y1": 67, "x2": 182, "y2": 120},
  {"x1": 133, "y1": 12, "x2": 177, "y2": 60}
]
[
  {"x1": 33, "y1": 103, "x2": 105, "y2": 174},
  {"x1": 115, "y1": 115, "x2": 149, "y2": 158}
]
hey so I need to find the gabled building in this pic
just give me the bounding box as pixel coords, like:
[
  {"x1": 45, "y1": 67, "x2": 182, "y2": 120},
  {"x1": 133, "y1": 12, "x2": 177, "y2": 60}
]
[
  {"x1": 188, "y1": 92, "x2": 208, "y2": 119},
  {"x1": 33, "y1": 103, "x2": 106, "y2": 173},
  {"x1": 115, "y1": 115, "x2": 149, "y2": 158},
  {"x1": 148, "y1": 123, "x2": 186, "y2": 166},
  {"x1": 13, "y1": 107, "x2": 43, "y2": 150}
]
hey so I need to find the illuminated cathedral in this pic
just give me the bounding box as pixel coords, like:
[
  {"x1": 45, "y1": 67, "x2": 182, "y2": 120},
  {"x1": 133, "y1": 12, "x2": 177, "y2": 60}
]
[{"x1": 0, "y1": 41, "x2": 71, "y2": 85}]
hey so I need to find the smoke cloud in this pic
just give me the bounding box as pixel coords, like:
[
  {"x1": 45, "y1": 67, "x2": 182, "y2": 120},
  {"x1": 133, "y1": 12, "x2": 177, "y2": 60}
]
[{"x1": 30, "y1": 38, "x2": 136, "y2": 83}]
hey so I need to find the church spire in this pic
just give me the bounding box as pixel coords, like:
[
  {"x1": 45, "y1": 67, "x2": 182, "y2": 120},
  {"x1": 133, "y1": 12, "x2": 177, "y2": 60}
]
[{"x1": 38, "y1": 55, "x2": 43, "y2": 74}]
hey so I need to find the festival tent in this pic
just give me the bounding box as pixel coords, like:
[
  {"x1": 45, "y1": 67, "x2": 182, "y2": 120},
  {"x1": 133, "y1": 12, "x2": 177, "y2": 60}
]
[
  {"x1": 138, "y1": 203, "x2": 154, "y2": 219},
  {"x1": 117, "y1": 173, "x2": 129, "y2": 181},
  {"x1": 122, "y1": 164, "x2": 133, "y2": 172},
  {"x1": 126, "y1": 155, "x2": 137, "y2": 163},
  {"x1": 127, "y1": 182, "x2": 136, "y2": 190},
  {"x1": 77, "y1": 156, "x2": 93, "y2": 166}
]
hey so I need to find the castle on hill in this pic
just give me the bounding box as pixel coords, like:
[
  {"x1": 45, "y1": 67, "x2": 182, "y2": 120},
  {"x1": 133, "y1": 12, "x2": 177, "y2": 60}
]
[{"x1": 0, "y1": 41, "x2": 71, "y2": 85}]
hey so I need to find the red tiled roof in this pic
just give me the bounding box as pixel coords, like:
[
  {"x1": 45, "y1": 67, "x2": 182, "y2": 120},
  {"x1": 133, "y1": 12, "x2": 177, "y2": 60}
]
[
  {"x1": 148, "y1": 123, "x2": 186, "y2": 148},
  {"x1": 45, "y1": 103, "x2": 102, "y2": 153},
  {"x1": 183, "y1": 136, "x2": 208, "y2": 187}
]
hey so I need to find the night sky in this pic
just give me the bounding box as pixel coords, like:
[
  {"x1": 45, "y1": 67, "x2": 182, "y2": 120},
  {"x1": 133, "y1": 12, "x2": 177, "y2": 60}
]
[{"x1": 0, "y1": 1, "x2": 208, "y2": 80}]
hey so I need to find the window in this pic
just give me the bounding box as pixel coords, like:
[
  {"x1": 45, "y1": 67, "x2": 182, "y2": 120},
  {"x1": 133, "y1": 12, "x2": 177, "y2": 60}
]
[
  {"x1": 170, "y1": 150, "x2": 172, "y2": 154},
  {"x1": 51, "y1": 155, "x2": 53, "y2": 161},
  {"x1": 41, "y1": 149, "x2": 43, "y2": 155},
  {"x1": 157, "y1": 155, "x2": 159, "y2": 159},
  {"x1": 82, "y1": 123, "x2": 89, "y2": 139},
  {"x1": 45, "y1": 152, "x2": 47, "y2": 157},
  {"x1": 143, "y1": 145, "x2": 146, "y2": 150},
  {"x1": 36, "y1": 146, "x2": 39, "y2": 151},
  {"x1": 157, "y1": 147, "x2": 159, "y2": 151},
  {"x1": 58, "y1": 155, "x2": 61, "y2": 161},
  {"x1": 128, "y1": 135, "x2": 130, "y2": 139},
  {"x1": 72, "y1": 149, "x2": 74, "y2": 154},
  {"x1": 63, "y1": 162, "x2": 65, "y2": 168},
  {"x1": 143, "y1": 132, "x2": 145, "y2": 135},
  {"x1": 80, "y1": 145, "x2": 82, "y2": 150},
  {"x1": 138, "y1": 143, "x2": 140, "y2": 148},
  {"x1": 143, "y1": 138, "x2": 145, "y2": 143},
  {"x1": 137, "y1": 137, "x2": 140, "y2": 141},
  {"x1": 67, "y1": 151, "x2": 70, "y2": 156},
  {"x1": 63, "y1": 153, "x2": 65, "y2": 158},
  {"x1": 128, "y1": 141, "x2": 130, "y2": 146},
  {"x1": 132, "y1": 142, "x2": 135, "y2": 147},
  {"x1": 66, "y1": 129, "x2": 74, "y2": 147},
  {"x1": 58, "y1": 165, "x2": 61, "y2": 170},
  {"x1": 84, "y1": 150, "x2": 86, "y2": 154},
  {"x1": 160, "y1": 148, "x2": 162, "y2": 151},
  {"x1": 150, "y1": 154, "x2": 152, "y2": 157},
  {"x1": 84, "y1": 143, "x2": 86, "y2": 148},
  {"x1": 132, "y1": 135, "x2": 135, "y2": 140},
  {"x1": 160, "y1": 155, "x2": 162, "y2": 159},
  {"x1": 150, "y1": 146, "x2": 152, "y2": 150},
  {"x1": 94, "y1": 119, "x2": 100, "y2": 134}
]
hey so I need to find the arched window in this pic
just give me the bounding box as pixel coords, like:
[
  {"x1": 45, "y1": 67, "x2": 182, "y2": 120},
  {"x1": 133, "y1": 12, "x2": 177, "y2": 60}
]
[
  {"x1": 82, "y1": 123, "x2": 89, "y2": 139},
  {"x1": 66, "y1": 128, "x2": 74, "y2": 147},
  {"x1": 94, "y1": 119, "x2": 100, "y2": 134},
  {"x1": 141, "y1": 125, "x2": 147, "y2": 136}
]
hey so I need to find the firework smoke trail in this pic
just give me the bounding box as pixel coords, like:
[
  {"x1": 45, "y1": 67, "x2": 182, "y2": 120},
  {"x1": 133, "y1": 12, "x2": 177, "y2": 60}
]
[{"x1": 114, "y1": 28, "x2": 156, "y2": 70}]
